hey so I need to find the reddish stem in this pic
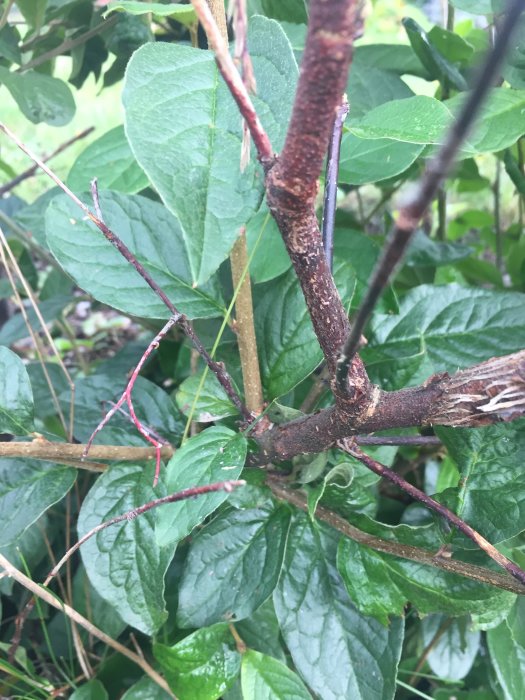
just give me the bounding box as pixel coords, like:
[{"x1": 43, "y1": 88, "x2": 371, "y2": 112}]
[{"x1": 83, "y1": 317, "x2": 178, "y2": 485}]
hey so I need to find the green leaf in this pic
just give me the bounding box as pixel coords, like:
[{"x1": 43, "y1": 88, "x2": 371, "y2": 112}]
[
  {"x1": 154, "y1": 623, "x2": 241, "y2": 700},
  {"x1": 177, "y1": 505, "x2": 290, "y2": 628},
  {"x1": 60, "y1": 373, "x2": 184, "y2": 446},
  {"x1": 246, "y1": 208, "x2": 290, "y2": 284},
  {"x1": 241, "y1": 650, "x2": 312, "y2": 700},
  {"x1": 422, "y1": 614, "x2": 480, "y2": 681},
  {"x1": 447, "y1": 88, "x2": 525, "y2": 155},
  {"x1": 339, "y1": 134, "x2": 424, "y2": 186},
  {"x1": 436, "y1": 422, "x2": 525, "y2": 545},
  {"x1": 450, "y1": 0, "x2": 492, "y2": 13},
  {"x1": 404, "y1": 230, "x2": 473, "y2": 267},
  {"x1": 46, "y1": 191, "x2": 225, "y2": 320},
  {"x1": 487, "y1": 618, "x2": 525, "y2": 700},
  {"x1": 347, "y1": 65, "x2": 413, "y2": 120},
  {"x1": 0, "y1": 347, "x2": 34, "y2": 434},
  {"x1": 256, "y1": 261, "x2": 355, "y2": 398},
  {"x1": 0, "y1": 516, "x2": 48, "y2": 595},
  {"x1": 0, "y1": 295, "x2": 70, "y2": 347},
  {"x1": 0, "y1": 68, "x2": 75, "y2": 126},
  {"x1": 427, "y1": 26, "x2": 474, "y2": 66},
  {"x1": 105, "y1": 2, "x2": 197, "y2": 28},
  {"x1": 353, "y1": 44, "x2": 431, "y2": 79},
  {"x1": 176, "y1": 373, "x2": 238, "y2": 422},
  {"x1": 155, "y1": 427, "x2": 247, "y2": 547},
  {"x1": 273, "y1": 513, "x2": 404, "y2": 700},
  {"x1": 504, "y1": 149, "x2": 525, "y2": 194},
  {"x1": 502, "y1": 15, "x2": 525, "y2": 89},
  {"x1": 348, "y1": 96, "x2": 453, "y2": 144},
  {"x1": 0, "y1": 25, "x2": 21, "y2": 64},
  {"x1": 0, "y1": 458, "x2": 76, "y2": 547},
  {"x1": 403, "y1": 19, "x2": 468, "y2": 91},
  {"x1": 70, "y1": 680, "x2": 108, "y2": 700},
  {"x1": 260, "y1": 0, "x2": 307, "y2": 23},
  {"x1": 123, "y1": 16, "x2": 297, "y2": 284},
  {"x1": 67, "y1": 125, "x2": 149, "y2": 194},
  {"x1": 236, "y1": 599, "x2": 286, "y2": 662},
  {"x1": 364, "y1": 284, "x2": 525, "y2": 390},
  {"x1": 337, "y1": 516, "x2": 516, "y2": 626},
  {"x1": 77, "y1": 463, "x2": 176, "y2": 635},
  {"x1": 121, "y1": 676, "x2": 172, "y2": 699}
]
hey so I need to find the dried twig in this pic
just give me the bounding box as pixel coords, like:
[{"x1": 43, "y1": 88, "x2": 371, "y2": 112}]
[
  {"x1": 0, "y1": 553, "x2": 176, "y2": 698},
  {"x1": 202, "y1": 0, "x2": 264, "y2": 415},
  {"x1": 0, "y1": 126, "x2": 94, "y2": 196}
]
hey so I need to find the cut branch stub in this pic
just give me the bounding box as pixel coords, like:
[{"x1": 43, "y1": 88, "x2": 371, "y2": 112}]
[{"x1": 427, "y1": 351, "x2": 525, "y2": 427}]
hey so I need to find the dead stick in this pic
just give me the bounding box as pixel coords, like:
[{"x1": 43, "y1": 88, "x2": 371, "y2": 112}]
[
  {"x1": 0, "y1": 126, "x2": 94, "y2": 196},
  {"x1": 0, "y1": 553, "x2": 176, "y2": 698}
]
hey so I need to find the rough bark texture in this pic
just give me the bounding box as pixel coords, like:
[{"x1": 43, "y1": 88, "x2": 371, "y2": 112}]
[
  {"x1": 264, "y1": 0, "x2": 371, "y2": 411},
  {"x1": 252, "y1": 352, "x2": 525, "y2": 464}
]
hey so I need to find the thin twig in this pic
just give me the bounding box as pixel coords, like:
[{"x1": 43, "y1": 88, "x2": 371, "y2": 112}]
[
  {"x1": 339, "y1": 439, "x2": 525, "y2": 587},
  {"x1": 46, "y1": 480, "x2": 246, "y2": 587},
  {"x1": 322, "y1": 98, "x2": 349, "y2": 271},
  {"x1": 82, "y1": 314, "x2": 178, "y2": 486},
  {"x1": 17, "y1": 15, "x2": 119, "y2": 73},
  {"x1": 266, "y1": 475, "x2": 525, "y2": 595},
  {"x1": 190, "y1": 0, "x2": 274, "y2": 166},
  {"x1": 355, "y1": 435, "x2": 441, "y2": 447},
  {"x1": 0, "y1": 123, "x2": 249, "y2": 420},
  {"x1": 408, "y1": 616, "x2": 454, "y2": 687},
  {"x1": 10, "y1": 479, "x2": 245, "y2": 666},
  {"x1": 0, "y1": 127, "x2": 94, "y2": 196},
  {"x1": 0, "y1": 553, "x2": 176, "y2": 699},
  {"x1": 0, "y1": 231, "x2": 75, "y2": 439},
  {"x1": 336, "y1": 0, "x2": 525, "y2": 391}
]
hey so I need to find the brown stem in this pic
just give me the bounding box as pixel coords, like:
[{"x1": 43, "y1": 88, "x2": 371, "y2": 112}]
[
  {"x1": 0, "y1": 122, "x2": 250, "y2": 421},
  {"x1": 340, "y1": 440, "x2": 525, "y2": 587},
  {"x1": 322, "y1": 98, "x2": 349, "y2": 270},
  {"x1": 408, "y1": 617, "x2": 454, "y2": 687},
  {"x1": 266, "y1": 477, "x2": 525, "y2": 595},
  {"x1": 0, "y1": 126, "x2": 94, "y2": 196},
  {"x1": 82, "y1": 313, "x2": 178, "y2": 485},
  {"x1": 265, "y1": 0, "x2": 360, "y2": 374},
  {"x1": 0, "y1": 553, "x2": 176, "y2": 698},
  {"x1": 252, "y1": 351, "x2": 525, "y2": 463}
]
